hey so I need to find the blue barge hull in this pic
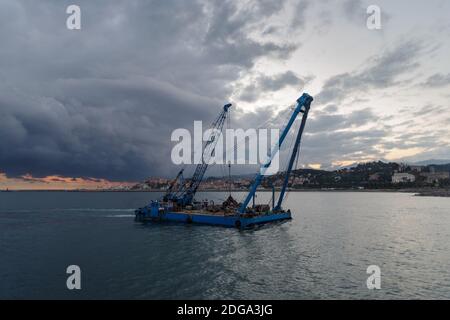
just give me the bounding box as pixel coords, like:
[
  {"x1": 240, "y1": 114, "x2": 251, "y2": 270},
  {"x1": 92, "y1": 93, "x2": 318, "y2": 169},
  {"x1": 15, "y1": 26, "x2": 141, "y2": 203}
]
[{"x1": 135, "y1": 203, "x2": 292, "y2": 229}]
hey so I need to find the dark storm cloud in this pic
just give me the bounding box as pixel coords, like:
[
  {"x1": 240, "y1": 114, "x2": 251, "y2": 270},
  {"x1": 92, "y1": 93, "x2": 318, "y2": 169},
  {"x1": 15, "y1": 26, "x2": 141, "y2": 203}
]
[
  {"x1": 0, "y1": 77, "x2": 221, "y2": 180},
  {"x1": 0, "y1": 0, "x2": 297, "y2": 180},
  {"x1": 316, "y1": 41, "x2": 424, "y2": 105}
]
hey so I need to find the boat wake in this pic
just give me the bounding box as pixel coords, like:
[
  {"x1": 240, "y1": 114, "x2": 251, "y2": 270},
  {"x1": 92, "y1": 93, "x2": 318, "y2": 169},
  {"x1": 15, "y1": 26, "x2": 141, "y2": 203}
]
[{"x1": 0, "y1": 208, "x2": 136, "y2": 214}]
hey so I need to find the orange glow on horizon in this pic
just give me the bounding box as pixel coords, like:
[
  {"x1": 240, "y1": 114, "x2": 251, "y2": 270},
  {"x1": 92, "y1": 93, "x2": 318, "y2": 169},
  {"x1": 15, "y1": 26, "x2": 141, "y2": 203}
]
[{"x1": 0, "y1": 172, "x2": 136, "y2": 190}]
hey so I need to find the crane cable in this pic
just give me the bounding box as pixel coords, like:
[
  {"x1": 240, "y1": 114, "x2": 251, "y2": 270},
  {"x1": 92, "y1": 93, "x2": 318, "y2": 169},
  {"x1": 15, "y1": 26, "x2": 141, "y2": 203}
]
[
  {"x1": 220, "y1": 104, "x2": 295, "y2": 162},
  {"x1": 265, "y1": 117, "x2": 299, "y2": 208},
  {"x1": 236, "y1": 105, "x2": 296, "y2": 205},
  {"x1": 283, "y1": 132, "x2": 302, "y2": 204}
]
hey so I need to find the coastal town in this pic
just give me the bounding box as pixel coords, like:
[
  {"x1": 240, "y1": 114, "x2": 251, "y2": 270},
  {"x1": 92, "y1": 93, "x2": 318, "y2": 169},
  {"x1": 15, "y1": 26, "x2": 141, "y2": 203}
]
[
  {"x1": 4, "y1": 161, "x2": 448, "y2": 195},
  {"x1": 111, "y1": 161, "x2": 450, "y2": 193}
]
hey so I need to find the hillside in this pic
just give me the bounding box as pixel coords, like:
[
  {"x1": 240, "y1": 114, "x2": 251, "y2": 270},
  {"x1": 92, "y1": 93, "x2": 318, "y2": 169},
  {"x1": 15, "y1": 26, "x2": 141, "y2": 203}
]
[{"x1": 124, "y1": 161, "x2": 450, "y2": 191}]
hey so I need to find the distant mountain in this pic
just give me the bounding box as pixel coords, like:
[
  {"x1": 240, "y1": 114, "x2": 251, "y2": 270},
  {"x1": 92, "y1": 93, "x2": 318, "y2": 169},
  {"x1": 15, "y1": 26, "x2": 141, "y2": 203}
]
[{"x1": 409, "y1": 159, "x2": 450, "y2": 166}]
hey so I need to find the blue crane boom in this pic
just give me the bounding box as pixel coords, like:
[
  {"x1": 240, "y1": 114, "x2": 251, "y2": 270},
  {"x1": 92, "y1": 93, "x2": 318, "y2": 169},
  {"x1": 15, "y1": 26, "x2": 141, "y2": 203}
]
[
  {"x1": 162, "y1": 168, "x2": 184, "y2": 202},
  {"x1": 238, "y1": 93, "x2": 313, "y2": 214},
  {"x1": 274, "y1": 95, "x2": 311, "y2": 210}
]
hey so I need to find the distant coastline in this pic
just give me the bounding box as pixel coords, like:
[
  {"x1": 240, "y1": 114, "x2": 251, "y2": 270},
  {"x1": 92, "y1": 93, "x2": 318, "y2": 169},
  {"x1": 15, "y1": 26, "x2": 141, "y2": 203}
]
[
  {"x1": 3, "y1": 161, "x2": 450, "y2": 196},
  {"x1": 3, "y1": 161, "x2": 450, "y2": 197},
  {"x1": 2, "y1": 188, "x2": 449, "y2": 197}
]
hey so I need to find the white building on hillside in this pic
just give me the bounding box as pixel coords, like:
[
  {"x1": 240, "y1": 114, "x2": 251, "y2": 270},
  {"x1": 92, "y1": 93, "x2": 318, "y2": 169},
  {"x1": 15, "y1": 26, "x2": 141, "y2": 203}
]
[{"x1": 392, "y1": 173, "x2": 416, "y2": 184}]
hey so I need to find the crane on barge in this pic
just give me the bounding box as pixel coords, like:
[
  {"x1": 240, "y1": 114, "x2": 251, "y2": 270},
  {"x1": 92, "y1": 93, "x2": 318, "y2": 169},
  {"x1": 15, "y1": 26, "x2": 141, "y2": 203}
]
[
  {"x1": 238, "y1": 93, "x2": 313, "y2": 215},
  {"x1": 163, "y1": 103, "x2": 232, "y2": 206},
  {"x1": 135, "y1": 93, "x2": 313, "y2": 228}
]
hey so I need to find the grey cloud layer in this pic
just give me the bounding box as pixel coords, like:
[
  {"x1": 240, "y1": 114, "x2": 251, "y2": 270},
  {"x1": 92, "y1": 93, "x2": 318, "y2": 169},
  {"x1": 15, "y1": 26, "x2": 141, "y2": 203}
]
[
  {"x1": 423, "y1": 73, "x2": 450, "y2": 88},
  {"x1": 1, "y1": 0, "x2": 448, "y2": 181},
  {"x1": 238, "y1": 71, "x2": 311, "y2": 102},
  {"x1": 0, "y1": 0, "x2": 298, "y2": 180},
  {"x1": 317, "y1": 41, "x2": 424, "y2": 105}
]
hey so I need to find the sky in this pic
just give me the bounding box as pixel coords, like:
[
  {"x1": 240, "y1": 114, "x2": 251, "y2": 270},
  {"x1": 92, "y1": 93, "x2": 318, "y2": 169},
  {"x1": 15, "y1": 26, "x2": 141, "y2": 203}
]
[{"x1": 1, "y1": 0, "x2": 450, "y2": 189}]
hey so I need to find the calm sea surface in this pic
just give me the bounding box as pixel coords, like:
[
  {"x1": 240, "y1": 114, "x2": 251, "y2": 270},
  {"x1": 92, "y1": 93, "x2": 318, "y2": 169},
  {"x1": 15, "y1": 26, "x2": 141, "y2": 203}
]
[{"x1": 0, "y1": 191, "x2": 449, "y2": 299}]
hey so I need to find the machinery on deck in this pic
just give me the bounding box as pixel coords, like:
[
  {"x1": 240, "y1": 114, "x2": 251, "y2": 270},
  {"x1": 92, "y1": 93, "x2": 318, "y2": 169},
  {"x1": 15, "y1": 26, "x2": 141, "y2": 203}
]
[{"x1": 135, "y1": 93, "x2": 313, "y2": 228}]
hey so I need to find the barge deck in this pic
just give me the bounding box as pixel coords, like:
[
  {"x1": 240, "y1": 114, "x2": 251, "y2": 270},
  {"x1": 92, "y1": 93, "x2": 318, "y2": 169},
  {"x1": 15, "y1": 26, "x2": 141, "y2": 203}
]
[{"x1": 135, "y1": 202, "x2": 292, "y2": 229}]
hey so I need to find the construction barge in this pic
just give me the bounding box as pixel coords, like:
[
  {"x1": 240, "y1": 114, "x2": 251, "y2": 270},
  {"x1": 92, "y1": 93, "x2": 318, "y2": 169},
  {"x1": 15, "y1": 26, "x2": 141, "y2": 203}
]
[
  {"x1": 135, "y1": 93, "x2": 313, "y2": 229},
  {"x1": 135, "y1": 196, "x2": 292, "y2": 229}
]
